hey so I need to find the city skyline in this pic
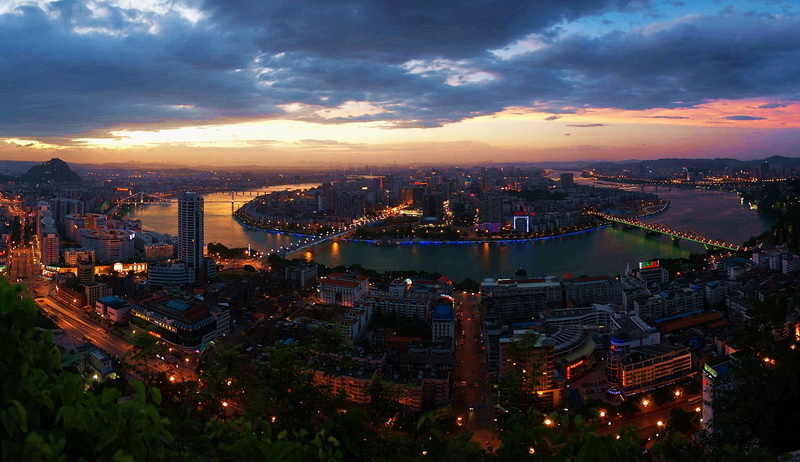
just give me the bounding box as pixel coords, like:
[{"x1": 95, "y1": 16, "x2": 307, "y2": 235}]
[{"x1": 1, "y1": 0, "x2": 799, "y2": 166}]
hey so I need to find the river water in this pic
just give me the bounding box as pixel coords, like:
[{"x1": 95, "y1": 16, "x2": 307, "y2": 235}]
[{"x1": 126, "y1": 184, "x2": 772, "y2": 282}]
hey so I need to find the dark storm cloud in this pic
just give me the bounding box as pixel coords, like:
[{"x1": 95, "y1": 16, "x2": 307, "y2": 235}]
[
  {"x1": 200, "y1": 0, "x2": 642, "y2": 62},
  {"x1": 1, "y1": 1, "x2": 799, "y2": 138},
  {"x1": 0, "y1": 6, "x2": 264, "y2": 136},
  {"x1": 725, "y1": 115, "x2": 766, "y2": 120},
  {"x1": 496, "y1": 14, "x2": 800, "y2": 112}
]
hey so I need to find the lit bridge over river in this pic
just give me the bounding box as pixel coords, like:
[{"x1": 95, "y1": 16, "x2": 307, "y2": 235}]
[
  {"x1": 270, "y1": 229, "x2": 350, "y2": 257},
  {"x1": 591, "y1": 212, "x2": 747, "y2": 252},
  {"x1": 114, "y1": 191, "x2": 261, "y2": 205},
  {"x1": 267, "y1": 216, "x2": 387, "y2": 257}
]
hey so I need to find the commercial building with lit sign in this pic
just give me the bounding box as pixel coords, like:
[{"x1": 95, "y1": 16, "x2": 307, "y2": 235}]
[
  {"x1": 131, "y1": 295, "x2": 230, "y2": 352},
  {"x1": 639, "y1": 260, "x2": 659, "y2": 270}
]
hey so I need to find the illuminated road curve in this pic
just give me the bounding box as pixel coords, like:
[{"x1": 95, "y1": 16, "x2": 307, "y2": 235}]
[{"x1": 590, "y1": 212, "x2": 747, "y2": 252}]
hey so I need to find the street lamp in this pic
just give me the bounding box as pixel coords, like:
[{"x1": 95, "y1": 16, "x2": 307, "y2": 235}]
[
  {"x1": 642, "y1": 399, "x2": 650, "y2": 407},
  {"x1": 543, "y1": 418, "x2": 553, "y2": 426}
]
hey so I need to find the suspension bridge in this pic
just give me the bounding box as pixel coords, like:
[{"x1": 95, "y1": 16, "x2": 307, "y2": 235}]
[{"x1": 590, "y1": 212, "x2": 747, "y2": 252}]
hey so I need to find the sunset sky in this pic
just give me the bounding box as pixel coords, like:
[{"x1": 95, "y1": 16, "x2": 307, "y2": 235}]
[{"x1": 1, "y1": 0, "x2": 799, "y2": 167}]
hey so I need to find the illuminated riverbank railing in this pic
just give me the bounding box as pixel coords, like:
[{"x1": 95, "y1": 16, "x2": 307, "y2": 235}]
[{"x1": 590, "y1": 212, "x2": 747, "y2": 252}]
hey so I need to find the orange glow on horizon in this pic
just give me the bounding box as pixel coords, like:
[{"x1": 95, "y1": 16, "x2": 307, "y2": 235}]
[{"x1": 1, "y1": 97, "x2": 797, "y2": 166}]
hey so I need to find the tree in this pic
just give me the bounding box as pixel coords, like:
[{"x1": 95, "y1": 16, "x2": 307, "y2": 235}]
[
  {"x1": 709, "y1": 296, "x2": 800, "y2": 456},
  {"x1": 666, "y1": 407, "x2": 695, "y2": 435},
  {"x1": 127, "y1": 329, "x2": 164, "y2": 376},
  {"x1": 0, "y1": 277, "x2": 174, "y2": 461},
  {"x1": 9, "y1": 216, "x2": 21, "y2": 245}
]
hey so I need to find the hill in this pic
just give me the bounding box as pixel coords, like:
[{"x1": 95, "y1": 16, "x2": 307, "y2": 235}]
[{"x1": 19, "y1": 158, "x2": 82, "y2": 183}]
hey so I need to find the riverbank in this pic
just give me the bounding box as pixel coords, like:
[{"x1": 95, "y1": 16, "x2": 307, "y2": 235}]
[
  {"x1": 634, "y1": 200, "x2": 670, "y2": 219},
  {"x1": 236, "y1": 208, "x2": 619, "y2": 250},
  {"x1": 232, "y1": 211, "x2": 317, "y2": 237},
  {"x1": 294, "y1": 223, "x2": 611, "y2": 250}
]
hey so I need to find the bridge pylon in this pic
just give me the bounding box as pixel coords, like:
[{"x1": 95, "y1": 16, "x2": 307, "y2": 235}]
[{"x1": 671, "y1": 236, "x2": 681, "y2": 245}]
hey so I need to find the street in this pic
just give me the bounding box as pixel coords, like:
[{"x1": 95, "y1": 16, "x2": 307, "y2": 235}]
[{"x1": 453, "y1": 291, "x2": 502, "y2": 450}]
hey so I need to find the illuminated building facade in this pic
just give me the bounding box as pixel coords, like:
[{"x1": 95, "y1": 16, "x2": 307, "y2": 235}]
[
  {"x1": 319, "y1": 272, "x2": 369, "y2": 307},
  {"x1": 131, "y1": 296, "x2": 229, "y2": 351},
  {"x1": 64, "y1": 248, "x2": 95, "y2": 267},
  {"x1": 79, "y1": 229, "x2": 135, "y2": 263},
  {"x1": 606, "y1": 336, "x2": 693, "y2": 396},
  {"x1": 143, "y1": 243, "x2": 175, "y2": 262}
]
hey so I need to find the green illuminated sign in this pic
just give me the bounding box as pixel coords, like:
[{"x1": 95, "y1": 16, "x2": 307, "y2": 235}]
[{"x1": 639, "y1": 260, "x2": 659, "y2": 270}]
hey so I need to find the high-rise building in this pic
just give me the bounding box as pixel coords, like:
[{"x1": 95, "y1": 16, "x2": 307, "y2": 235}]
[
  {"x1": 36, "y1": 201, "x2": 51, "y2": 240},
  {"x1": 79, "y1": 229, "x2": 135, "y2": 263},
  {"x1": 51, "y1": 198, "x2": 85, "y2": 234},
  {"x1": 178, "y1": 192, "x2": 204, "y2": 283},
  {"x1": 41, "y1": 218, "x2": 60, "y2": 266},
  {"x1": 560, "y1": 172, "x2": 574, "y2": 188}
]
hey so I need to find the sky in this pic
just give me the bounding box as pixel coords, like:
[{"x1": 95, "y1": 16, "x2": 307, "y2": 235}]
[{"x1": 1, "y1": 0, "x2": 799, "y2": 167}]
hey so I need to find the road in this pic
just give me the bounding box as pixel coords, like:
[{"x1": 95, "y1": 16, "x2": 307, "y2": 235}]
[
  {"x1": 9, "y1": 246, "x2": 33, "y2": 281},
  {"x1": 453, "y1": 291, "x2": 502, "y2": 450},
  {"x1": 597, "y1": 396, "x2": 703, "y2": 441},
  {"x1": 38, "y1": 294, "x2": 132, "y2": 358}
]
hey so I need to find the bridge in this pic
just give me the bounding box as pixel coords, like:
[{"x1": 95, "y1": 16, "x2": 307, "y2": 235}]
[
  {"x1": 591, "y1": 212, "x2": 747, "y2": 252},
  {"x1": 269, "y1": 229, "x2": 351, "y2": 257},
  {"x1": 266, "y1": 215, "x2": 389, "y2": 257},
  {"x1": 114, "y1": 192, "x2": 173, "y2": 205},
  {"x1": 116, "y1": 191, "x2": 263, "y2": 205}
]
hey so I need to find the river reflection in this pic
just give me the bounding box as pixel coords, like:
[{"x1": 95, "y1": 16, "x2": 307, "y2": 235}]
[{"x1": 127, "y1": 184, "x2": 772, "y2": 282}]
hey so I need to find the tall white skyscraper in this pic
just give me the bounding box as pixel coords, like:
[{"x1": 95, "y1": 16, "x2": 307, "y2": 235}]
[{"x1": 178, "y1": 192, "x2": 204, "y2": 282}]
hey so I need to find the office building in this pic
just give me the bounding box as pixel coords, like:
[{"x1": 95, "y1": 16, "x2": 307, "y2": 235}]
[
  {"x1": 319, "y1": 272, "x2": 369, "y2": 307},
  {"x1": 147, "y1": 261, "x2": 192, "y2": 287},
  {"x1": 51, "y1": 198, "x2": 85, "y2": 234},
  {"x1": 143, "y1": 243, "x2": 175, "y2": 262},
  {"x1": 499, "y1": 331, "x2": 563, "y2": 411},
  {"x1": 130, "y1": 295, "x2": 230, "y2": 351},
  {"x1": 95, "y1": 295, "x2": 131, "y2": 324},
  {"x1": 178, "y1": 192, "x2": 204, "y2": 283},
  {"x1": 79, "y1": 229, "x2": 135, "y2": 263},
  {"x1": 431, "y1": 302, "x2": 455, "y2": 349},
  {"x1": 36, "y1": 201, "x2": 50, "y2": 240},
  {"x1": 64, "y1": 248, "x2": 95, "y2": 267},
  {"x1": 481, "y1": 277, "x2": 563, "y2": 322},
  {"x1": 606, "y1": 333, "x2": 692, "y2": 397},
  {"x1": 41, "y1": 217, "x2": 60, "y2": 265}
]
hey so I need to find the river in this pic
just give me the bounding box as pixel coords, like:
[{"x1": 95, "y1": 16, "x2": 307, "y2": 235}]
[{"x1": 126, "y1": 184, "x2": 772, "y2": 282}]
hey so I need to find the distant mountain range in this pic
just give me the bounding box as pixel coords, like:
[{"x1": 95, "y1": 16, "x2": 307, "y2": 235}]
[
  {"x1": 577, "y1": 155, "x2": 800, "y2": 176},
  {"x1": 1, "y1": 155, "x2": 799, "y2": 179}
]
